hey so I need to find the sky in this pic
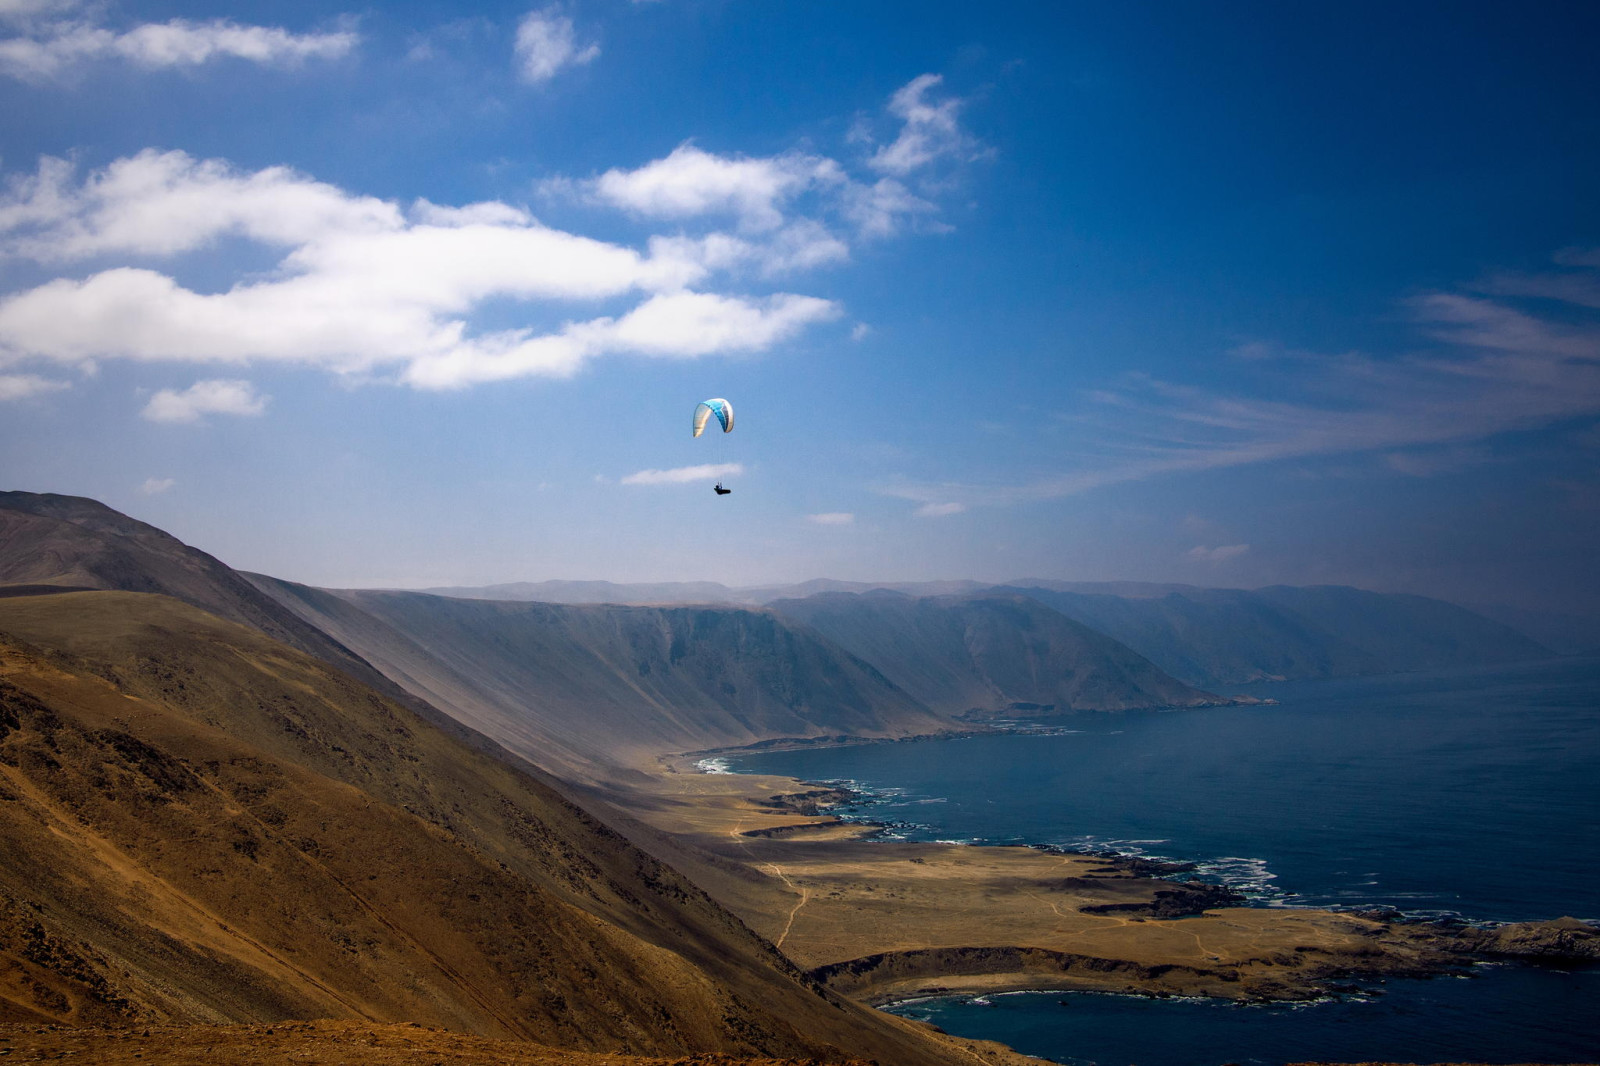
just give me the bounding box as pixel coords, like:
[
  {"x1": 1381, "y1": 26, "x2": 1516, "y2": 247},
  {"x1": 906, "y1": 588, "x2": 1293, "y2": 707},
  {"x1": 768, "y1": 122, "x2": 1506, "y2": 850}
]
[{"x1": 1, "y1": 1, "x2": 1598, "y2": 619}]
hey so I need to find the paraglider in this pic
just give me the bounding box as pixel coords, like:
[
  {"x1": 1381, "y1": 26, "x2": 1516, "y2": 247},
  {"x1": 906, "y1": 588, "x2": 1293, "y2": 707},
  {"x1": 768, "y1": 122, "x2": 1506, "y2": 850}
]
[
  {"x1": 692, "y1": 398, "x2": 734, "y2": 437},
  {"x1": 694, "y1": 398, "x2": 736, "y2": 497}
]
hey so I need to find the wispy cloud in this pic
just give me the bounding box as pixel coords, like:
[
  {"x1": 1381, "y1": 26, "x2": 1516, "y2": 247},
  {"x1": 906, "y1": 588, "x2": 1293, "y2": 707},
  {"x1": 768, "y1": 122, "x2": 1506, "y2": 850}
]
[
  {"x1": 621, "y1": 462, "x2": 742, "y2": 485},
  {"x1": 141, "y1": 379, "x2": 267, "y2": 423},
  {"x1": 513, "y1": 7, "x2": 596, "y2": 84},
  {"x1": 880, "y1": 253, "x2": 1600, "y2": 512},
  {"x1": 0, "y1": 371, "x2": 67, "y2": 400},
  {"x1": 1186, "y1": 544, "x2": 1249, "y2": 564},
  {"x1": 1383, "y1": 445, "x2": 1490, "y2": 478},
  {"x1": 0, "y1": 150, "x2": 840, "y2": 392},
  {"x1": 807, "y1": 512, "x2": 854, "y2": 525},
  {"x1": 914, "y1": 501, "x2": 966, "y2": 518},
  {"x1": 0, "y1": 9, "x2": 357, "y2": 82},
  {"x1": 867, "y1": 74, "x2": 977, "y2": 176},
  {"x1": 138, "y1": 476, "x2": 174, "y2": 494}
]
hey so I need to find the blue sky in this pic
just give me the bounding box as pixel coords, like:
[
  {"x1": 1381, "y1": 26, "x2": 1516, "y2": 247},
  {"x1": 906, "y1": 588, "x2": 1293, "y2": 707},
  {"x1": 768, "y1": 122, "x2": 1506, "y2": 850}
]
[{"x1": 2, "y1": 1, "x2": 1597, "y2": 618}]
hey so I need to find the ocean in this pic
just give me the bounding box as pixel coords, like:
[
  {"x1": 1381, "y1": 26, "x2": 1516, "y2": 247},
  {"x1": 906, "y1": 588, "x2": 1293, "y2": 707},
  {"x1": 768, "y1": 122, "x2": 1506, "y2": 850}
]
[{"x1": 724, "y1": 656, "x2": 1600, "y2": 1066}]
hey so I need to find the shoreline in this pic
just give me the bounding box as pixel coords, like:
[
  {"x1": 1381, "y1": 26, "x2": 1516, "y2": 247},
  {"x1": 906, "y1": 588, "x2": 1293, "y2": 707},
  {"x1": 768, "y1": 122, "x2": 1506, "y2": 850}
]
[{"x1": 623, "y1": 740, "x2": 1600, "y2": 1009}]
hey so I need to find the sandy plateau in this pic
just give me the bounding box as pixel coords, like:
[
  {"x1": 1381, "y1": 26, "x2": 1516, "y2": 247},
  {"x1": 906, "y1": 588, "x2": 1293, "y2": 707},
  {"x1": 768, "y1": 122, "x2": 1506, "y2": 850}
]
[{"x1": 619, "y1": 758, "x2": 1599, "y2": 1006}]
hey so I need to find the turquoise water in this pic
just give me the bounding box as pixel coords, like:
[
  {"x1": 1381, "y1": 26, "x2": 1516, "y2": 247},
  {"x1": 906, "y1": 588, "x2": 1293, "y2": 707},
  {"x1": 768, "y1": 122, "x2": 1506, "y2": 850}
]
[{"x1": 727, "y1": 657, "x2": 1600, "y2": 1065}]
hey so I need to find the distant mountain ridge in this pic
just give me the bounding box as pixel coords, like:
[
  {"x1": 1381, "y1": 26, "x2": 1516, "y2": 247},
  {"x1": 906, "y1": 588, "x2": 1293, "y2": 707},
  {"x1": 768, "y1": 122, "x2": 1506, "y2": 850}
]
[
  {"x1": 1001, "y1": 582, "x2": 1553, "y2": 687},
  {"x1": 418, "y1": 573, "x2": 1557, "y2": 688},
  {"x1": 418, "y1": 577, "x2": 992, "y2": 606},
  {"x1": 769, "y1": 590, "x2": 1220, "y2": 716}
]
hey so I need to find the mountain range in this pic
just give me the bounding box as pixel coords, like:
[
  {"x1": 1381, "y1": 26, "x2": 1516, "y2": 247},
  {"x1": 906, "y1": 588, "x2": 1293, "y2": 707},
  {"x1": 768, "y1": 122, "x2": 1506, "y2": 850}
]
[
  {"x1": 414, "y1": 576, "x2": 1556, "y2": 690},
  {"x1": 0, "y1": 490, "x2": 1565, "y2": 1061}
]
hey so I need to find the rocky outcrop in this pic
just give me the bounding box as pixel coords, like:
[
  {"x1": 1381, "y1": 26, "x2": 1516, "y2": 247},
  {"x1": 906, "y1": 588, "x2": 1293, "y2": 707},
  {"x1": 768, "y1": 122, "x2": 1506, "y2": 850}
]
[{"x1": 1456, "y1": 917, "x2": 1600, "y2": 961}]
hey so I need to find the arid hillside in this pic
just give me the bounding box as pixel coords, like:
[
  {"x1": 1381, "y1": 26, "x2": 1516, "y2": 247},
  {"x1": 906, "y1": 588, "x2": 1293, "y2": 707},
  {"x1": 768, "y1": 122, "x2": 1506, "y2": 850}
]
[
  {"x1": 249, "y1": 578, "x2": 952, "y2": 780},
  {"x1": 0, "y1": 589, "x2": 986, "y2": 1065}
]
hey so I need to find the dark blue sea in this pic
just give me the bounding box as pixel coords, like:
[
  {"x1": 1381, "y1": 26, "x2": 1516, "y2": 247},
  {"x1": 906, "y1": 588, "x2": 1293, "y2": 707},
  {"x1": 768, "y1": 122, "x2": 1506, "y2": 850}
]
[{"x1": 723, "y1": 657, "x2": 1600, "y2": 1066}]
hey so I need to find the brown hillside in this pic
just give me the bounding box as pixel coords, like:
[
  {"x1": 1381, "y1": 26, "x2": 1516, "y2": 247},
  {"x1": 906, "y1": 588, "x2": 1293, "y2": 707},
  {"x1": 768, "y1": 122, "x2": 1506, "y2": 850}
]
[{"x1": 0, "y1": 591, "x2": 984, "y2": 1065}]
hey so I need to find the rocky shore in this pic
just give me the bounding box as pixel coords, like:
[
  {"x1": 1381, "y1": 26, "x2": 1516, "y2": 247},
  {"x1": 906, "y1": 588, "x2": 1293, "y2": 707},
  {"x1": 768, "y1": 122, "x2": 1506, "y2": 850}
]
[{"x1": 619, "y1": 766, "x2": 1600, "y2": 1009}]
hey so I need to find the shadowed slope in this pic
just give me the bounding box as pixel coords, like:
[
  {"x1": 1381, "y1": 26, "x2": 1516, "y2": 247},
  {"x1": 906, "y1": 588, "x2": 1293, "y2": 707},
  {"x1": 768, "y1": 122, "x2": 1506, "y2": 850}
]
[
  {"x1": 249, "y1": 580, "x2": 952, "y2": 780},
  {"x1": 768, "y1": 591, "x2": 1219, "y2": 717},
  {"x1": 0, "y1": 591, "x2": 980, "y2": 1065}
]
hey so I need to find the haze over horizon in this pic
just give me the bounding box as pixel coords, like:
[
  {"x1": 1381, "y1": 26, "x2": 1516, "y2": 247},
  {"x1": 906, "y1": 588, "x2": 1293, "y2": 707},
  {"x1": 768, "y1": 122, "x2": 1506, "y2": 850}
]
[{"x1": 2, "y1": 2, "x2": 1598, "y2": 618}]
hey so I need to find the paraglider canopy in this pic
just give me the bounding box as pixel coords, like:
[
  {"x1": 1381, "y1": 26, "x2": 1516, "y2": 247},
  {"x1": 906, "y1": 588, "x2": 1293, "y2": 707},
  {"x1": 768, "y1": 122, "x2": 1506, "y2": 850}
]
[{"x1": 693, "y1": 398, "x2": 734, "y2": 437}]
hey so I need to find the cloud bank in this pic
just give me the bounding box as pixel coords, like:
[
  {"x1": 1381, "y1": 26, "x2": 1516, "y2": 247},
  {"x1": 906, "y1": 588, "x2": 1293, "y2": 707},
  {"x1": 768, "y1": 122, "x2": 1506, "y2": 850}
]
[
  {"x1": 0, "y1": 150, "x2": 840, "y2": 391},
  {"x1": 0, "y1": 74, "x2": 978, "y2": 406}
]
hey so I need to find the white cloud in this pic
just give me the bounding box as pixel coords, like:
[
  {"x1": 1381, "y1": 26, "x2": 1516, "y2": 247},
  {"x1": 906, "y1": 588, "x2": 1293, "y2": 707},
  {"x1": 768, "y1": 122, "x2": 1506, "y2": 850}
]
[
  {"x1": 807, "y1": 512, "x2": 854, "y2": 525},
  {"x1": 0, "y1": 151, "x2": 841, "y2": 392},
  {"x1": 841, "y1": 176, "x2": 935, "y2": 238},
  {"x1": 850, "y1": 322, "x2": 872, "y2": 341},
  {"x1": 1187, "y1": 544, "x2": 1250, "y2": 564},
  {"x1": 141, "y1": 379, "x2": 267, "y2": 423},
  {"x1": 914, "y1": 502, "x2": 966, "y2": 518},
  {"x1": 621, "y1": 462, "x2": 742, "y2": 485},
  {"x1": 0, "y1": 16, "x2": 356, "y2": 81},
  {"x1": 0, "y1": 151, "x2": 400, "y2": 261},
  {"x1": 868, "y1": 74, "x2": 971, "y2": 176},
  {"x1": 138, "y1": 476, "x2": 174, "y2": 494},
  {"x1": 0, "y1": 371, "x2": 66, "y2": 399},
  {"x1": 646, "y1": 220, "x2": 849, "y2": 279},
  {"x1": 513, "y1": 7, "x2": 596, "y2": 84},
  {"x1": 573, "y1": 74, "x2": 977, "y2": 253},
  {"x1": 583, "y1": 290, "x2": 838, "y2": 357},
  {"x1": 591, "y1": 144, "x2": 843, "y2": 232}
]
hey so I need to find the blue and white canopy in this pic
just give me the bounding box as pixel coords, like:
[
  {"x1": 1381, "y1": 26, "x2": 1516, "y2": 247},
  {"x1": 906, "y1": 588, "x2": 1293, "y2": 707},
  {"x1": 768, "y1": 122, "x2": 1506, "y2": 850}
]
[{"x1": 692, "y1": 398, "x2": 734, "y2": 437}]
